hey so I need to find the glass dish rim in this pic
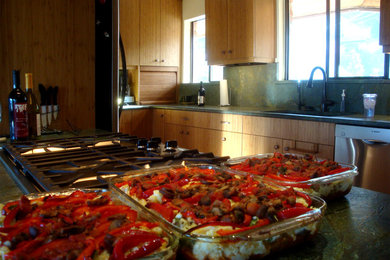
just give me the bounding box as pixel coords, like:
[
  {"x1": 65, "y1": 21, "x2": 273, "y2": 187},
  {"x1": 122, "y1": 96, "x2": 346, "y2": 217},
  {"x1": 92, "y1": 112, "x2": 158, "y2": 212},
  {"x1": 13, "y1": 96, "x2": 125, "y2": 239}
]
[
  {"x1": 108, "y1": 164, "x2": 327, "y2": 242},
  {"x1": 221, "y1": 153, "x2": 359, "y2": 185}
]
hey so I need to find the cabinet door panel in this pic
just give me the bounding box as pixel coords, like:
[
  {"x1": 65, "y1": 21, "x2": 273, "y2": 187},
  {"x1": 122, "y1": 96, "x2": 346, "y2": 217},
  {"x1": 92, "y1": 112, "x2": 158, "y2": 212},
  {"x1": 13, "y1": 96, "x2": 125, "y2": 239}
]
[
  {"x1": 160, "y1": 0, "x2": 181, "y2": 66},
  {"x1": 164, "y1": 124, "x2": 195, "y2": 149},
  {"x1": 119, "y1": 110, "x2": 132, "y2": 135},
  {"x1": 152, "y1": 109, "x2": 165, "y2": 140},
  {"x1": 131, "y1": 109, "x2": 152, "y2": 138},
  {"x1": 227, "y1": 0, "x2": 254, "y2": 60},
  {"x1": 140, "y1": 0, "x2": 161, "y2": 65},
  {"x1": 242, "y1": 134, "x2": 282, "y2": 156},
  {"x1": 120, "y1": 0, "x2": 139, "y2": 66},
  {"x1": 282, "y1": 140, "x2": 334, "y2": 160},
  {"x1": 205, "y1": 0, "x2": 228, "y2": 65}
]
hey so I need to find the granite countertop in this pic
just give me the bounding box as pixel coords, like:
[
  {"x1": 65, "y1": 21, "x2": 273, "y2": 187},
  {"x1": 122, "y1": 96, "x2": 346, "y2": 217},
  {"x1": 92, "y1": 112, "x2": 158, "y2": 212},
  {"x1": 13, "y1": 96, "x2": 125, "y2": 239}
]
[
  {"x1": 123, "y1": 104, "x2": 390, "y2": 128},
  {"x1": 1, "y1": 156, "x2": 389, "y2": 258}
]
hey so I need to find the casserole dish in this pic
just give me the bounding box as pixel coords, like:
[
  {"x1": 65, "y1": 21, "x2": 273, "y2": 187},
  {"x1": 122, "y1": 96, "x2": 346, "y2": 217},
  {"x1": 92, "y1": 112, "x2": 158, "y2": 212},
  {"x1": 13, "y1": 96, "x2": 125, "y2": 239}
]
[
  {"x1": 223, "y1": 153, "x2": 358, "y2": 200},
  {"x1": 109, "y1": 164, "x2": 326, "y2": 260},
  {"x1": 0, "y1": 189, "x2": 178, "y2": 260}
]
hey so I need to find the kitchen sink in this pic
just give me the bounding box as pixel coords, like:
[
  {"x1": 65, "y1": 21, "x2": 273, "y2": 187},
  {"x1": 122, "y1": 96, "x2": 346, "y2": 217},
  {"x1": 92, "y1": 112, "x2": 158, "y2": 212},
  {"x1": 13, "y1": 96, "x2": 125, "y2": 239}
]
[{"x1": 267, "y1": 109, "x2": 350, "y2": 117}]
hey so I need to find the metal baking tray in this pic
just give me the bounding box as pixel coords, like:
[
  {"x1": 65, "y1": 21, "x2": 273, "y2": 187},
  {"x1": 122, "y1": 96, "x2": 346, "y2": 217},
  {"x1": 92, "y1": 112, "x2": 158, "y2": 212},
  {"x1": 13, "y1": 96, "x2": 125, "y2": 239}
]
[
  {"x1": 109, "y1": 164, "x2": 327, "y2": 260},
  {"x1": 223, "y1": 153, "x2": 359, "y2": 200}
]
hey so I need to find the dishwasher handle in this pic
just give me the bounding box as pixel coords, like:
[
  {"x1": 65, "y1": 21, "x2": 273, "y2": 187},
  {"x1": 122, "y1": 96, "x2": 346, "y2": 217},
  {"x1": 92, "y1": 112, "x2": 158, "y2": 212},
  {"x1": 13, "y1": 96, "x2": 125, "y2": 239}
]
[{"x1": 362, "y1": 139, "x2": 390, "y2": 145}]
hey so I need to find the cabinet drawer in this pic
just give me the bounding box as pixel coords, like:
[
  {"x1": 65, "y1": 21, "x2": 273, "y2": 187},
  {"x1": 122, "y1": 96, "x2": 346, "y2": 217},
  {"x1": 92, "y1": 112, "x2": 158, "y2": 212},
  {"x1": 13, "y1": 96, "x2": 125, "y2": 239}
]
[
  {"x1": 164, "y1": 110, "x2": 195, "y2": 126},
  {"x1": 197, "y1": 129, "x2": 242, "y2": 158},
  {"x1": 283, "y1": 140, "x2": 334, "y2": 160},
  {"x1": 242, "y1": 134, "x2": 282, "y2": 156},
  {"x1": 209, "y1": 113, "x2": 242, "y2": 132}
]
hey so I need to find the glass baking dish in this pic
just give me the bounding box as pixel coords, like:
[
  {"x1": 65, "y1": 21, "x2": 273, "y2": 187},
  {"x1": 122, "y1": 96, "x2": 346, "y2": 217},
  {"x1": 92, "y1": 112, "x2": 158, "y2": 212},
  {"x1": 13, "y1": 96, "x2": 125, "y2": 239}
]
[
  {"x1": 109, "y1": 164, "x2": 327, "y2": 260},
  {"x1": 0, "y1": 188, "x2": 178, "y2": 260},
  {"x1": 222, "y1": 153, "x2": 359, "y2": 200}
]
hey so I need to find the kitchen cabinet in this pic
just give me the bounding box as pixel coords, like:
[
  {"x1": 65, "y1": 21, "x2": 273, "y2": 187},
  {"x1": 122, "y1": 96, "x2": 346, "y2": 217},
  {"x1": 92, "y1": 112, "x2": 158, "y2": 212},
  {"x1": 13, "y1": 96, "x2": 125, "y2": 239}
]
[
  {"x1": 119, "y1": 109, "x2": 153, "y2": 138},
  {"x1": 120, "y1": 0, "x2": 139, "y2": 66},
  {"x1": 152, "y1": 109, "x2": 165, "y2": 139},
  {"x1": 242, "y1": 135, "x2": 282, "y2": 156},
  {"x1": 140, "y1": 0, "x2": 181, "y2": 66},
  {"x1": 205, "y1": 0, "x2": 276, "y2": 65},
  {"x1": 164, "y1": 110, "x2": 242, "y2": 157},
  {"x1": 242, "y1": 116, "x2": 335, "y2": 159},
  {"x1": 380, "y1": 0, "x2": 390, "y2": 53}
]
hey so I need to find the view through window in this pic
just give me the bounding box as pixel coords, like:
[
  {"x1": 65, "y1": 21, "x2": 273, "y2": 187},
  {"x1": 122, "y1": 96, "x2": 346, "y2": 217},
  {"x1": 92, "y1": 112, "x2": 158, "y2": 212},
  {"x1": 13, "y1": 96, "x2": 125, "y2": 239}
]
[
  {"x1": 288, "y1": 0, "x2": 386, "y2": 80},
  {"x1": 192, "y1": 18, "x2": 223, "y2": 83}
]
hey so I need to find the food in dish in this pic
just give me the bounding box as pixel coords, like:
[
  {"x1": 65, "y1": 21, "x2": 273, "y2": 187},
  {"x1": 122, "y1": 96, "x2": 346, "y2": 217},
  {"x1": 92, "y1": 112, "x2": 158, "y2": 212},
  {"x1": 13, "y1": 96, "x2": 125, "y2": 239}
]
[
  {"x1": 0, "y1": 190, "x2": 176, "y2": 260},
  {"x1": 225, "y1": 152, "x2": 358, "y2": 199},
  {"x1": 112, "y1": 165, "x2": 326, "y2": 260}
]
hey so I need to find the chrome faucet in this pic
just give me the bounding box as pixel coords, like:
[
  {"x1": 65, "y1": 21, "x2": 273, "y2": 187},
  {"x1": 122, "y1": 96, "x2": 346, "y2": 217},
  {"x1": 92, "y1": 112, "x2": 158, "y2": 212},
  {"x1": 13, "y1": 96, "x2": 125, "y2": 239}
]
[{"x1": 306, "y1": 66, "x2": 333, "y2": 112}]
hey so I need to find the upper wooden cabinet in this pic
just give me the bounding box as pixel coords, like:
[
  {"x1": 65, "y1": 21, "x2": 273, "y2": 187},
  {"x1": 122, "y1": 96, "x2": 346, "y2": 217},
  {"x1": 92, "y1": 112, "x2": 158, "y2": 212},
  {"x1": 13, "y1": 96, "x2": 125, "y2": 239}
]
[
  {"x1": 205, "y1": 0, "x2": 276, "y2": 65},
  {"x1": 140, "y1": 0, "x2": 182, "y2": 66},
  {"x1": 380, "y1": 0, "x2": 390, "y2": 53},
  {"x1": 120, "y1": 0, "x2": 140, "y2": 66}
]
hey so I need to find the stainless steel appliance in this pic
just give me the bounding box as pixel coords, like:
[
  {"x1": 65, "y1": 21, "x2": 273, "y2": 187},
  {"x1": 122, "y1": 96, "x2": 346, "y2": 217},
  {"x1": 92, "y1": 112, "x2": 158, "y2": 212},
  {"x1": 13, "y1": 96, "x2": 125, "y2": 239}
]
[{"x1": 335, "y1": 124, "x2": 390, "y2": 194}]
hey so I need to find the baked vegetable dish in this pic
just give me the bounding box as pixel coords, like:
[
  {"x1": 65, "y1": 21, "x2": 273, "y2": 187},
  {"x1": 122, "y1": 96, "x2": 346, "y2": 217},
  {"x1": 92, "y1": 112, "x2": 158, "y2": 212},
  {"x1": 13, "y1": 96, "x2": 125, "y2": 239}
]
[
  {"x1": 224, "y1": 152, "x2": 358, "y2": 200},
  {"x1": 0, "y1": 189, "x2": 177, "y2": 260},
  {"x1": 110, "y1": 165, "x2": 326, "y2": 260}
]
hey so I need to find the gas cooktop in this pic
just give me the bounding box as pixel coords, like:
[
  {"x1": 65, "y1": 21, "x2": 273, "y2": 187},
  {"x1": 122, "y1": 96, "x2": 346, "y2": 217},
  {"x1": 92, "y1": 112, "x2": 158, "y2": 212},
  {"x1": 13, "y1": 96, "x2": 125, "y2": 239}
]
[{"x1": 2, "y1": 133, "x2": 229, "y2": 192}]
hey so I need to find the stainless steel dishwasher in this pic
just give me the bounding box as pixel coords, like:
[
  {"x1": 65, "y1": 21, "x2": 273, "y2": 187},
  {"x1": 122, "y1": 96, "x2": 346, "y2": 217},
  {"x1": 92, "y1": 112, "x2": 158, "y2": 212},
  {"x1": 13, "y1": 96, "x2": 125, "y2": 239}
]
[{"x1": 335, "y1": 124, "x2": 390, "y2": 194}]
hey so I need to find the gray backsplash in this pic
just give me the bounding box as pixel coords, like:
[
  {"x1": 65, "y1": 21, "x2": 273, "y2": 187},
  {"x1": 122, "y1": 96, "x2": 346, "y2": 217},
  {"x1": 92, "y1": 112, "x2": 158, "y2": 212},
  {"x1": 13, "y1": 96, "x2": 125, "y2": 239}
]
[{"x1": 179, "y1": 64, "x2": 390, "y2": 115}]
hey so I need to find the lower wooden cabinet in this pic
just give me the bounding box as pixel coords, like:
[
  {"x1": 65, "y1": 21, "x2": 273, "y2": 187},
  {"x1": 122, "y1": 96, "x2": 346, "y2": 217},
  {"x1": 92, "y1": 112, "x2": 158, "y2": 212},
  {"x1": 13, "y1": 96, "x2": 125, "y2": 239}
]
[
  {"x1": 152, "y1": 109, "x2": 165, "y2": 139},
  {"x1": 119, "y1": 109, "x2": 152, "y2": 138},
  {"x1": 197, "y1": 128, "x2": 242, "y2": 158},
  {"x1": 242, "y1": 134, "x2": 282, "y2": 156},
  {"x1": 282, "y1": 140, "x2": 334, "y2": 160}
]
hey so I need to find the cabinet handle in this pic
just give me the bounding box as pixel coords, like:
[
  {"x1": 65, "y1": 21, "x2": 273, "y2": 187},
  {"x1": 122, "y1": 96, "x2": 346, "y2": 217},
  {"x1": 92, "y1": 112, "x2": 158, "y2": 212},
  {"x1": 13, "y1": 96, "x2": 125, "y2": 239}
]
[
  {"x1": 160, "y1": 114, "x2": 164, "y2": 118},
  {"x1": 154, "y1": 59, "x2": 159, "y2": 62},
  {"x1": 228, "y1": 50, "x2": 233, "y2": 54},
  {"x1": 220, "y1": 121, "x2": 231, "y2": 125},
  {"x1": 161, "y1": 59, "x2": 165, "y2": 62},
  {"x1": 180, "y1": 130, "x2": 184, "y2": 134},
  {"x1": 182, "y1": 117, "x2": 189, "y2": 121},
  {"x1": 284, "y1": 146, "x2": 289, "y2": 151},
  {"x1": 274, "y1": 145, "x2": 279, "y2": 150},
  {"x1": 186, "y1": 131, "x2": 189, "y2": 135},
  {"x1": 222, "y1": 137, "x2": 227, "y2": 141},
  {"x1": 222, "y1": 50, "x2": 226, "y2": 54}
]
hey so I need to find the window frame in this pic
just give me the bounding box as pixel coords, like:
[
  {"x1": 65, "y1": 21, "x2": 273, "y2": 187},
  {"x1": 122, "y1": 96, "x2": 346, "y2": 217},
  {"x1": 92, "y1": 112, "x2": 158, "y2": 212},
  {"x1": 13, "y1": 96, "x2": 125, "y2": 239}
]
[{"x1": 284, "y1": 0, "x2": 390, "y2": 80}]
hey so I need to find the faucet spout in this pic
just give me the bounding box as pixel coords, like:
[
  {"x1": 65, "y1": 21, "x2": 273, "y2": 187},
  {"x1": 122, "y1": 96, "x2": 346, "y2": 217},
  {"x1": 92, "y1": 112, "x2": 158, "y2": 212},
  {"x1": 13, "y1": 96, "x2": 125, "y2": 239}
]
[{"x1": 306, "y1": 66, "x2": 329, "y2": 112}]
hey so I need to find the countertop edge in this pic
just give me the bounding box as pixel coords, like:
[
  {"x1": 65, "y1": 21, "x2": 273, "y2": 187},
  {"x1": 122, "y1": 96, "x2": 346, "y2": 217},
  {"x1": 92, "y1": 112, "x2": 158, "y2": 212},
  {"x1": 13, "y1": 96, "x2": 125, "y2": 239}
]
[{"x1": 122, "y1": 105, "x2": 390, "y2": 128}]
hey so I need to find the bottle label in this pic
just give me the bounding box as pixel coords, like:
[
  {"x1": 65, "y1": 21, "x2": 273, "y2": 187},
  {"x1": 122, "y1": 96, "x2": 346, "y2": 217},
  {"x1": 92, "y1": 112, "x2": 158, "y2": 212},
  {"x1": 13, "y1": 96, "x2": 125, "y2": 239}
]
[
  {"x1": 198, "y1": 96, "x2": 205, "y2": 105},
  {"x1": 13, "y1": 103, "x2": 29, "y2": 138}
]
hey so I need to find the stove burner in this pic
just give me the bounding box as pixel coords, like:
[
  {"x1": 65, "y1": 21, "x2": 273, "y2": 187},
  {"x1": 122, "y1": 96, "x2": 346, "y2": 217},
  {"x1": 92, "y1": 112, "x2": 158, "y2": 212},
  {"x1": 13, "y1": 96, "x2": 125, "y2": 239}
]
[{"x1": 3, "y1": 133, "x2": 229, "y2": 192}]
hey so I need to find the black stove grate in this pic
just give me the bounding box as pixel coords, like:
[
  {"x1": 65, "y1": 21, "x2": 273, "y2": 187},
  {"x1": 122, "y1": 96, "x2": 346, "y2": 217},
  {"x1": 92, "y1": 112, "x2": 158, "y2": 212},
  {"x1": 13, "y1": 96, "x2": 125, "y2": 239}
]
[{"x1": 3, "y1": 133, "x2": 229, "y2": 192}]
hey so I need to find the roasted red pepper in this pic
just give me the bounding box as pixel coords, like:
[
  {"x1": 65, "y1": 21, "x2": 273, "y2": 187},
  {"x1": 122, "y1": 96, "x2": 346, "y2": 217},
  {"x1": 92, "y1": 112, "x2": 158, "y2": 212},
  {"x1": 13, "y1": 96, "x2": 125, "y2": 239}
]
[
  {"x1": 276, "y1": 206, "x2": 312, "y2": 220},
  {"x1": 148, "y1": 202, "x2": 175, "y2": 222}
]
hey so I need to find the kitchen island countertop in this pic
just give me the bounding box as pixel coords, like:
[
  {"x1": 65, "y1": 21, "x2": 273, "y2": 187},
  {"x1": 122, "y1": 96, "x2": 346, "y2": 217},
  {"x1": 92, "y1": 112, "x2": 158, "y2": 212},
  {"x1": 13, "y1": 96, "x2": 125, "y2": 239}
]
[
  {"x1": 1, "y1": 153, "x2": 389, "y2": 259},
  {"x1": 123, "y1": 104, "x2": 390, "y2": 129}
]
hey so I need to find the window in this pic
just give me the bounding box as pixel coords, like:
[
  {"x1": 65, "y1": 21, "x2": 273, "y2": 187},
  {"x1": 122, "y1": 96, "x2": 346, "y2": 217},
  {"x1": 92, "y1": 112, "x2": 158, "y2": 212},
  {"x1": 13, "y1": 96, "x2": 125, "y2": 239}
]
[
  {"x1": 184, "y1": 16, "x2": 223, "y2": 83},
  {"x1": 286, "y1": 0, "x2": 389, "y2": 80}
]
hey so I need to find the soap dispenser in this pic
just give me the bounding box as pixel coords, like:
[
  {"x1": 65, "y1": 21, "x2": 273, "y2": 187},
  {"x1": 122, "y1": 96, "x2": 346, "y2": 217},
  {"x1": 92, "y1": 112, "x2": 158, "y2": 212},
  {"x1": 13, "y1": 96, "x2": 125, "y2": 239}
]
[{"x1": 340, "y1": 89, "x2": 346, "y2": 113}]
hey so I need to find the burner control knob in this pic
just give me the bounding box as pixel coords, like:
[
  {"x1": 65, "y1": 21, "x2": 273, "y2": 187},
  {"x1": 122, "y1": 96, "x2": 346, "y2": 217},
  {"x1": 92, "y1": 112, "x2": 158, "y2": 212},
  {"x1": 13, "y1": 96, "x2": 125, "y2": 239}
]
[
  {"x1": 150, "y1": 137, "x2": 162, "y2": 144},
  {"x1": 137, "y1": 138, "x2": 148, "y2": 150},
  {"x1": 165, "y1": 140, "x2": 178, "y2": 152},
  {"x1": 147, "y1": 141, "x2": 159, "y2": 151}
]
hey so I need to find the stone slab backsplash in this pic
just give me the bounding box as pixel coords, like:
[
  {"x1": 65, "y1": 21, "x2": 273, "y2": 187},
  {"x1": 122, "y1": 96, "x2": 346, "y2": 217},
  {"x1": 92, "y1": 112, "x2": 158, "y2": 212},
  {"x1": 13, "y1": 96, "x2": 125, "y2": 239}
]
[{"x1": 179, "y1": 64, "x2": 390, "y2": 115}]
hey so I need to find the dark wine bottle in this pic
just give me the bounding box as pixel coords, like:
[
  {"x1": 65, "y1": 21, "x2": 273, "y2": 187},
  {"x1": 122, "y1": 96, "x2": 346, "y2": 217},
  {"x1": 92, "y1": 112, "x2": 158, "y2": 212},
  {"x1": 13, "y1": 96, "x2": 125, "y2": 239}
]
[
  {"x1": 8, "y1": 70, "x2": 29, "y2": 141},
  {"x1": 25, "y1": 73, "x2": 41, "y2": 138},
  {"x1": 197, "y1": 81, "x2": 205, "y2": 106}
]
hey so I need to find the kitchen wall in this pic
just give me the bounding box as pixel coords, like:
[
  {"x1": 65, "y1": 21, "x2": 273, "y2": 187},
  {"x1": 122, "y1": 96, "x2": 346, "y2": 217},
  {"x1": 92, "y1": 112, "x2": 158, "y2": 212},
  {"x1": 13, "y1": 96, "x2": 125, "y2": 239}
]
[
  {"x1": 0, "y1": 0, "x2": 95, "y2": 136},
  {"x1": 179, "y1": 64, "x2": 390, "y2": 115}
]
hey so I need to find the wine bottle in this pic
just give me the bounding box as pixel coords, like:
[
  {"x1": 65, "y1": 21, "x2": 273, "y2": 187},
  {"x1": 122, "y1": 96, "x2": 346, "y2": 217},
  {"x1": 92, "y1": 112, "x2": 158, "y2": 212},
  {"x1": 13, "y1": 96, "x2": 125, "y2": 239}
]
[
  {"x1": 8, "y1": 70, "x2": 28, "y2": 141},
  {"x1": 25, "y1": 73, "x2": 41, "y2": 138},
  {"x1": 197, "y1": 81, "x2": 205, "y2": 106}
]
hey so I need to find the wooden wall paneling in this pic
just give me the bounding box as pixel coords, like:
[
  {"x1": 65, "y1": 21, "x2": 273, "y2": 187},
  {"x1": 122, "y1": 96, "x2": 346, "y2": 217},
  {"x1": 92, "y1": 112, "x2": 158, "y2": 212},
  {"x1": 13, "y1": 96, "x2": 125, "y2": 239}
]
[{"x1": 0, "y1": 0, "x2": 95, "y2": 135}]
